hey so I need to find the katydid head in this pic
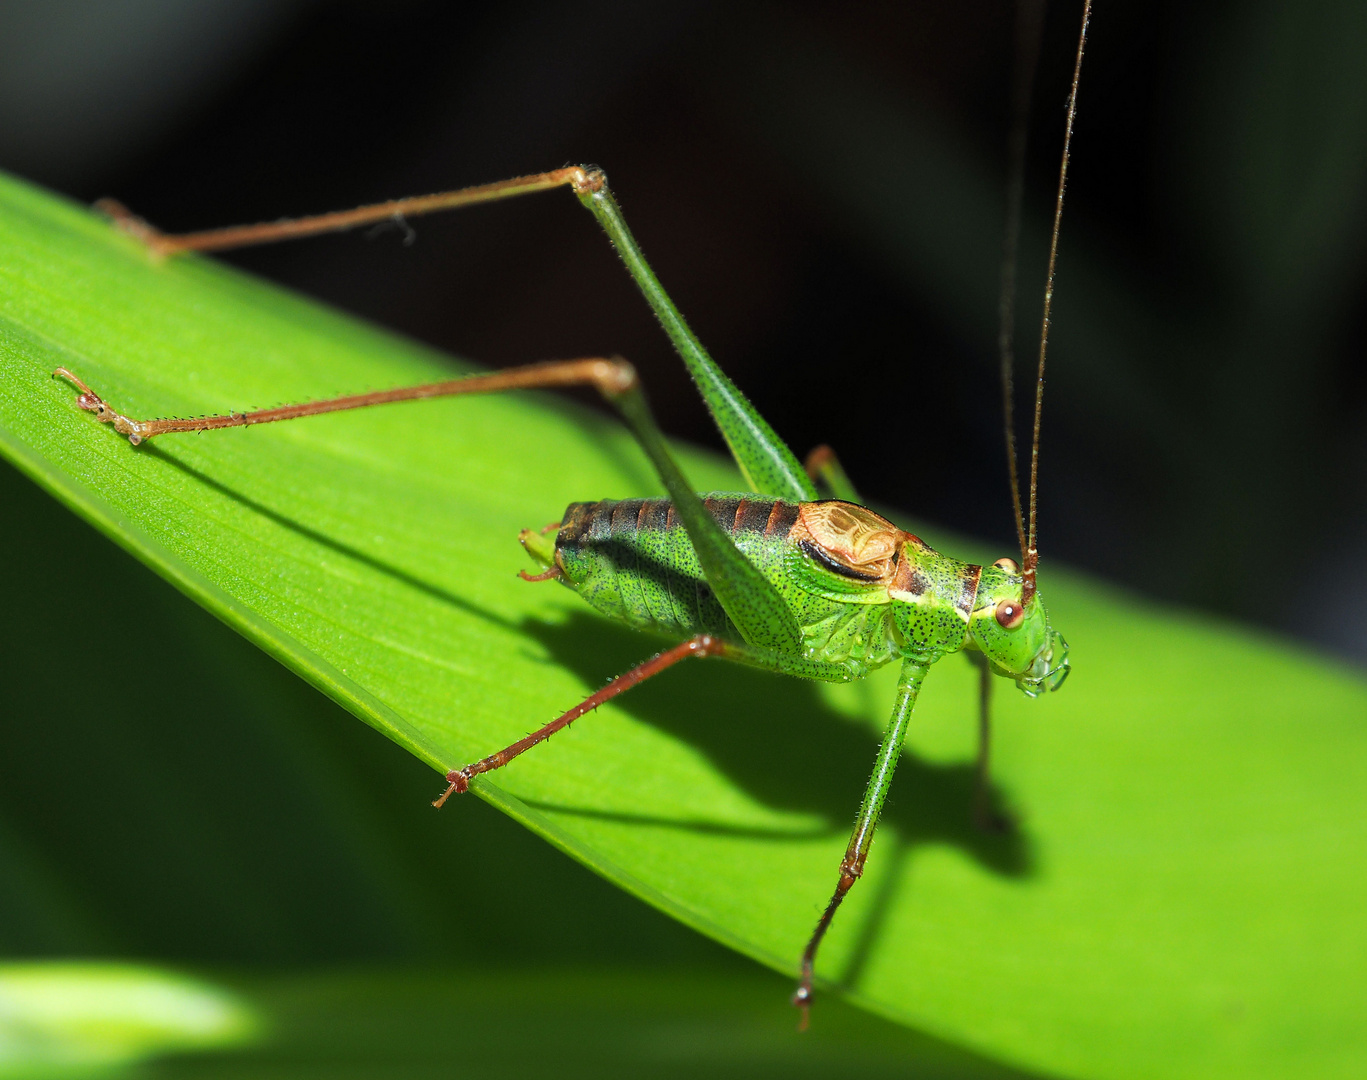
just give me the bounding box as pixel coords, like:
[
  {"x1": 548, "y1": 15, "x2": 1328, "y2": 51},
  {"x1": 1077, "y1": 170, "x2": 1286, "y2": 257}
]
[{"x1": 968, "y1": 558, "x2": 1069, "y2": 698}]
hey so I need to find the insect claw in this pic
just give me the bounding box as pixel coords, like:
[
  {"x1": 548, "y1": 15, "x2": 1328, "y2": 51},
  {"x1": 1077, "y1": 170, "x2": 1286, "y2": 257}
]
[
  {"x1": 431, "y1": 769, "x2": 470, "y2": 808},
  {"x1": 54, "y1": 368, "x2": 147, "y2": 443},
  {"x1": 792, "y1": 983, "x2": 812, "y2": 1032},
  {"x1": 53, "y1": 366, "x2": 94, "y2": 397}
]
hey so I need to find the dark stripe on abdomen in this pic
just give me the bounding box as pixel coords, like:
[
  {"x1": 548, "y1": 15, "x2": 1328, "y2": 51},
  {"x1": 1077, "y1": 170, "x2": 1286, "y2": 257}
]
[
  {"x1": 559, "y1": 495, "x2": 798, "y2": 547},
  {"x1": 555, "y1": 495, "x2": 799, "y2": 635}
]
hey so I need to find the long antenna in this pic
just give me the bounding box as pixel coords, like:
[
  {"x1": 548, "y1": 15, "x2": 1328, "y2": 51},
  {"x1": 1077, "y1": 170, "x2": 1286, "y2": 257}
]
[
  {"x1": 1000, "y1": 0, "x2": 1048, "y2": 565},
  {"x1": 1022, "y1": 0, "x2": 1091, "y2": 608}
]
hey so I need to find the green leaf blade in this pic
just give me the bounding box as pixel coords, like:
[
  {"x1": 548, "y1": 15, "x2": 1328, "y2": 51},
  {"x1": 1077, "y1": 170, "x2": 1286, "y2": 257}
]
[{"x1": 2, "y1": 170, "x2": 1365, "y2": 1079}]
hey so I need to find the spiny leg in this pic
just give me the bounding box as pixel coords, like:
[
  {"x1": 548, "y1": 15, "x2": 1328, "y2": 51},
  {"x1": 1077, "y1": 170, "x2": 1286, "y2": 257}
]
[
  {"x1": 803, "y1": 444, "x2": 861, "y2": 504},
  {"x1": 433, "y1": 634, "x2": 725, "y2": 807},
  {"x1": 99, "y1": 164, "x2": 818, "y2": 504},
  {"x1": 794, "y1": 657, "x2": 926, "y2": 1030},
  {"x1": 53, "y1": 359, "x2": 634, "y2": 445},
  {"x1": 54, "y1": 356, "x2": 800, "y2": 652}
]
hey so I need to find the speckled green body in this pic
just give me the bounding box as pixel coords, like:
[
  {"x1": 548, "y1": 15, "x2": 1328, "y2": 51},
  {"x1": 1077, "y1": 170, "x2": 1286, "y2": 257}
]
[
  {"x1": 542, "y1": 493, "x2": 1065, "y2": 694},
  {"x1": 554, "y1": 494, "x2": 891, "y2": 681}
]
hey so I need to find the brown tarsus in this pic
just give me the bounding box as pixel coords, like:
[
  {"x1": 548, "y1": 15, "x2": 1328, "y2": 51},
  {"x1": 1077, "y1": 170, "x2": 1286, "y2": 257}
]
[{"x1": 793, "y1": 846, "x2": 864, "y2": 1031}]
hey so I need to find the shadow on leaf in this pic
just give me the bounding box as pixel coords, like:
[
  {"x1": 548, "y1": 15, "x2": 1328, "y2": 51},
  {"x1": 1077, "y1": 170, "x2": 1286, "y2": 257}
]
[{"x1": 518, "y1": 611, "x2": 1035, "y2": 881}]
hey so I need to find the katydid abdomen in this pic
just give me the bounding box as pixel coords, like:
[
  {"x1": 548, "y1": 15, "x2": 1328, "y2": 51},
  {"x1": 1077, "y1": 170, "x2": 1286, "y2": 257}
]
[
  {"x1": 553, "y1": 495, "x2": 771, "y2": 646},
  {"x1": 542, "y1": 494, "x2": 1005, "y2": 682}
]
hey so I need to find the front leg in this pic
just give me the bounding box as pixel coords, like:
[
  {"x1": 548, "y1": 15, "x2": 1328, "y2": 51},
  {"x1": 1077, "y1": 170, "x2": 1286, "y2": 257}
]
[
  {"x1": 432, "y1": 634, "x2": 726, "y2": 806},
  {"x1": 793, "y1": 656, "x2": 928, "y2": 1029}
]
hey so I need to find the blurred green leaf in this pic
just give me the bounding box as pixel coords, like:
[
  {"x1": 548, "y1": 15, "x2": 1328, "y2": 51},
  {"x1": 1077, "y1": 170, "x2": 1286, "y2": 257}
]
[
  {"x1": 0, "y1": 963, "x2": 255, "y2": 1078},
  {"x1": 150, "y1": 966, "x2": 1030, "y2": 1080},
  {"x1": 1, "y1": 172, "x2": 1365, "y2": 1080},
  {"x1": 3, "y1": 962, "x2": 1016, "y2": 1080}
]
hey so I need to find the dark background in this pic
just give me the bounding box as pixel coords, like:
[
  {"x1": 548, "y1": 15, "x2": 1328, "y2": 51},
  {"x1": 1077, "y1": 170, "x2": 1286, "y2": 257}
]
[{"x1": 4, "y1": 0, "x2": 1364, "y2": 662}]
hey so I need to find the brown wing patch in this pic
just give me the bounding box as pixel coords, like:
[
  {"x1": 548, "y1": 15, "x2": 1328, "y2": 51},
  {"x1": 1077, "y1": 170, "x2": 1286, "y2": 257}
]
[
  {"x1": 955, "y1": 563, "x2": 983, "y2": 620},
  {"x1": 791, "y1": 501, "x2": 907, "y2": 584}
]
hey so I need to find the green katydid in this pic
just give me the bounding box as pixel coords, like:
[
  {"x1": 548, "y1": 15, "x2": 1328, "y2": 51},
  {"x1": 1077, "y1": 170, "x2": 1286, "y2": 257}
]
[{"x1": 53, "y1": 2, "x2": 1088, "y2": 1025}]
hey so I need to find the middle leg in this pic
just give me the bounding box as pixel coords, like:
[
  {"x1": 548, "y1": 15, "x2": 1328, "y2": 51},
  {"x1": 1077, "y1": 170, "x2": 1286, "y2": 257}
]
[
  {"x1": 433, "y1": 633, "x2": 726, "y2": 807},
  {"x1": 803, "y1": 444, "x2": 861, "y2": 504}
]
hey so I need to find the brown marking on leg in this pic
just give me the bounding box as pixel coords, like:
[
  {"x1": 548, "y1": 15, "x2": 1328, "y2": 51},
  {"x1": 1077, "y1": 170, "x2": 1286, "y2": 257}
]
[
  {"x1": 803, "y1": 443, "x2": 861, "y2": 503},
  {"x1": 517, "y1": 567, "x2": 561, "y2": 583},
  {"x1": 803, "y1": 444, "x2": 838, "y2": 483},
  {"x1": 432, "y1": 633, "x2": 723, "y2": 808}
]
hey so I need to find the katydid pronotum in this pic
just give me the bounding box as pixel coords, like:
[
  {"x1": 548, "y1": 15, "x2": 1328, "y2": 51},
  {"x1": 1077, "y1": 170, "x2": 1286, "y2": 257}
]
[{"x1": 54, "y1": 2, "x2": 1088, "y2": 1025}]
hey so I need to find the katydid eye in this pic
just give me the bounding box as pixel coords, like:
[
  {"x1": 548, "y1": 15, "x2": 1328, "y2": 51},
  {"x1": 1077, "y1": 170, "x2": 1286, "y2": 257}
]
[
  {"x1": 993, "y1": 557, "x2": 1019, "y2": 572},
  {"x1": 995, "y1": 599, "x2": 1025, "y2": 629}
]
